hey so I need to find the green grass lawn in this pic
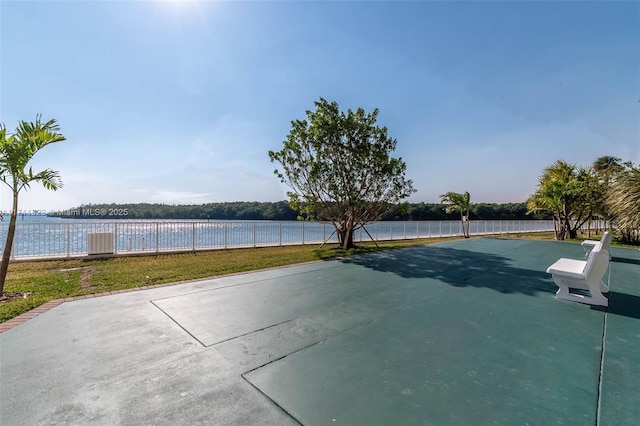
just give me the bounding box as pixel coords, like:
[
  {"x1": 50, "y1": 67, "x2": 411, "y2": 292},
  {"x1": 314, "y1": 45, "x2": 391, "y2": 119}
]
[{"x1": 1, "y1": 231, "x2": 624, "y2": 323}]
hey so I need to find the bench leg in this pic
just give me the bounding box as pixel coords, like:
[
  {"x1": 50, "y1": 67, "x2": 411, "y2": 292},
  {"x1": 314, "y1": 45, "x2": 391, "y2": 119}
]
[
  {"x1": 564, "y1": 278, "x2": 609, "y2": 294},
  {"x1": 552, "y1": 275, "x2": 608, "y2": 307},
  {"x1": 586, "y1": 278, "x2": 609, "y2": 306}
]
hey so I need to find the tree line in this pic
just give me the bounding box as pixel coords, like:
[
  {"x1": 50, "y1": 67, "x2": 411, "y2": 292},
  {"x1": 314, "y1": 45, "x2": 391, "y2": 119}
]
[{"x1": 49, "y1": 200, "x2": 549, "y2": 221}]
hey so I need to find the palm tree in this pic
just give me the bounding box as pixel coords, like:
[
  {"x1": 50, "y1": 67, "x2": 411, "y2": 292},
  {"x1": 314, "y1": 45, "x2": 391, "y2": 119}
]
[
  {"x1": 607, "y1": 163, "x2": 640, "y2": 244},
  {"x1": 527, "y1": 160, "x2": 597, "y2": 240},
  {"x1": 0, "y1": 116, "x2": 65, "y2": 294},
  {"x1": 440, "y1": 191, "x2": 471, "y2": 238},
  {"x1": 593, "y1": 156, "x2": 622, "y2": 178},
  {"x1": 527, "y1": 180, "x2": 565, "y2": 239},
  {"x1": 591, "y1": 156, "x2": 622, "y2": 230}
]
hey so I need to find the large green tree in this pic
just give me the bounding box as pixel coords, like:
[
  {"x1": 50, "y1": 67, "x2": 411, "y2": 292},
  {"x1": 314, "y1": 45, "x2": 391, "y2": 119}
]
[
  {"x1": 269, "y1": 98, "x2": 415, "y2": 249},
  {"x1": 0, "y1": 116, "x2": 65, "y2": 294},
  {"x1": 439, "y1": 191, "x2": 471, "y2": 238}
]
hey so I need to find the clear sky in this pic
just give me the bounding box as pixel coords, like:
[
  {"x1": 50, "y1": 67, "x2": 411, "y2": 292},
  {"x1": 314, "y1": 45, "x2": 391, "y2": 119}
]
[{"x1": 1, "y1": 0, "x2": 639, "y2": 213}]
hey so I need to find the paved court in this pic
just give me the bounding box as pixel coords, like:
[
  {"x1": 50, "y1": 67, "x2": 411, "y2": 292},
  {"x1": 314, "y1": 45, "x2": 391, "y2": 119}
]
[{"x1": 1, "y1": 238, "x2": 638, "y2": 425}]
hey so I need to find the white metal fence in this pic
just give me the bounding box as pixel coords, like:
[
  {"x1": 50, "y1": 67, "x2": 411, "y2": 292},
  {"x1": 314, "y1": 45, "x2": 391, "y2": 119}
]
[{"x1": 0, "y1": 220, "x2": 556, "y2": 260}]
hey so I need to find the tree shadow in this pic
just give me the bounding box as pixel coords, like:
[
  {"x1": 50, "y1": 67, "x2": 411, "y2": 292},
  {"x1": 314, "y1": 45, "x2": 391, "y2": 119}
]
[
  {"x1": 606, "y1": 292, "x2": 640, "y2": 320},
  {"x1": 340, "y1": 245, "x2": 557, "y2": 296},
  {"x1": 611, "y1": 256, "x2": 640, "y2": 266}
]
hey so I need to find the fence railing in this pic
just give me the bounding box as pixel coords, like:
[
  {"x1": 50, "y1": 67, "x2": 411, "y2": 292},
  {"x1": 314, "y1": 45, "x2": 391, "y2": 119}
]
[{"x1": 0, "y1": 220, "x2": 557, "y2": 261}]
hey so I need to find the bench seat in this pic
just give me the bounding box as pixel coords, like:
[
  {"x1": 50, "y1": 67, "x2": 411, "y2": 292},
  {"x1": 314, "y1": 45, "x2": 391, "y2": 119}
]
[{"x1": 547, "y1": 258, "x2": 590, "y2": 280}]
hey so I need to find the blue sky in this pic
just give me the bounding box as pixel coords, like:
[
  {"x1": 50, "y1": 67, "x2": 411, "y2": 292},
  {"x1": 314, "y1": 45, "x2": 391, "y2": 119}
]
[{"x1": 1, "y1": 0, "x2": 639, "y2": 212}]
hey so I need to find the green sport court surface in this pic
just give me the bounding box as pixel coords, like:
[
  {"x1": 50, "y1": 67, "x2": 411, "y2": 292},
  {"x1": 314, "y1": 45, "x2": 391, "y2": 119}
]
[{"x1": 1, "y1": 238, "x2": 638, "y2": 425}]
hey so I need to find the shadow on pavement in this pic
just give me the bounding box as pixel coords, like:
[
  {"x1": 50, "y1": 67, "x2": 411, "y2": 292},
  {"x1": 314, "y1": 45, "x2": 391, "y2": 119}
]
[
  {"x1": 611, "y1": 256, "x2": 640, "y2": 266},
  {"x1": 341, "y1": 245, "x2": 556, "y2": 296},
  {"x1": 607, "y1": 291, "x2": 640, "y2": 320}
]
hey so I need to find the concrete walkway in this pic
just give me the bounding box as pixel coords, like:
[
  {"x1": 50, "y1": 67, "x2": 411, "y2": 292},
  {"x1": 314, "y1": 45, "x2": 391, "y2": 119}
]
[{"x1": 1, "y1": 238, "x2": 638, "y2": 425}]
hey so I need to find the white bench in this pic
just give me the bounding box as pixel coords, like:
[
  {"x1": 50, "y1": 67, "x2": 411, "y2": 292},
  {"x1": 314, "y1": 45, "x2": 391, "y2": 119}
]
[
  {"x1": 546, "y1": 241, "x2": 610, "y2": 307},
  {"x1": 582, "y1": 231, "x2": 612, "y2": 260}
]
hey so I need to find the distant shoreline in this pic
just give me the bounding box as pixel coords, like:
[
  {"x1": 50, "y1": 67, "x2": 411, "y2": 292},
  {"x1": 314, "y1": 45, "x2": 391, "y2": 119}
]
[{"x1": 1, "y1": 201, "x2": 549, "y2": 222}]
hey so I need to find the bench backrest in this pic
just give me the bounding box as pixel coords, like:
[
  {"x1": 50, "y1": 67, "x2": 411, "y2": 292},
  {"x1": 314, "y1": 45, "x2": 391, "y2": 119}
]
[
  {"x1": 601, "y1": 231, "x2": 612, "y2": 251},
  {"x1": 582, "y1": 243, "x2": 609, "y2": 280}
]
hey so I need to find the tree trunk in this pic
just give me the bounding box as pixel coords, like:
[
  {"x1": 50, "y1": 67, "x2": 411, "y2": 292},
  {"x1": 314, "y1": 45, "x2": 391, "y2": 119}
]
[
  {"x1": 461, "y1": 214, "x2": 470, "y2": 238},
  {"x1": 552, "y1": 216, "x2": 564, "y2": 240},
  {"x1": 558, "y1": 226, "x2": 567, "y2": 241},
  {"x1": 338, "y1": 227, "x2": 355, "y2": 249},
  {"x1": 0, "y1": 190, "x2": 18, "y2": 294},
  {"x1": 337, "y1": 211, "x2": 356, "y2": 249},
  {"x1": 563, "y1": 216, "x2": 576, "y2": 239}
]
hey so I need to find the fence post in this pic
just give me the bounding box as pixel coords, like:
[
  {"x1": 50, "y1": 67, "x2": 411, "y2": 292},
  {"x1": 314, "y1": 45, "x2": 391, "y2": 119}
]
[
  {"x1": 155, "y1": 223, "x2": 159, "y2": 253},
  {"x1": 114, "y1": 223, "x2": 118, "y2": 254},
  {"x1": 224, "y1": 222, "x2": 228, "y2": 249},
  {"x1": 302, "y1": 221, "x2": 305, "y2": 245},
  {"x1": 279, "y1": 222, "x2": 282, "y2": 246},
  {"x1": 192, "y1": 223, "x2": 196, "y2": 251},
  {"x1": 253, "y1": 222, "x2": 257, "y2": 247},
  {"x1": 66, "y1": 223, "x2": 71, "y2": 258}
]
